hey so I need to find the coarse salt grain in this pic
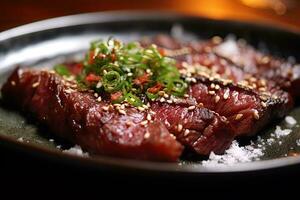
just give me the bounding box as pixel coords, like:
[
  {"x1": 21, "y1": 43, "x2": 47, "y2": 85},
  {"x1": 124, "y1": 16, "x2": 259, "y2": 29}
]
[
  {"x1": 63, "y1": 145, "x2": 89, "y2": 157},
  {"x1": 296, "y1": 139, "x2": 300, "y2": 146},
  {"x1": 202, "y1": 140, "x2": 263, "y2": 167},
  {"x1": 285, "y1": 116, "x2": 297, "y2": 126},
  {"x1": 274, "y1": 125, "x2": 292, "y2": 138}
]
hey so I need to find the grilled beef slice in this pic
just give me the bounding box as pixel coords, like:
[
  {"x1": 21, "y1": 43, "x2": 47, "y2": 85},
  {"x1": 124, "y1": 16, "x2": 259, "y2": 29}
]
[
  {"x1": 2, "y1": 69, "x2": 238, "y2": 159},
  {"x1": 145, "y1": 35, "x2": 300, "y2": 98},
  {"x1": 1, "y1": 69, "x2": 184, "y2": 161}
]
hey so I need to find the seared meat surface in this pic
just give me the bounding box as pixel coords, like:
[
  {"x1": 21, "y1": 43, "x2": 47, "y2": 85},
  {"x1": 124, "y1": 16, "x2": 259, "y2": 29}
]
[
  {"x1": 145, "y1": 35, "x2": 300, "y2": 98},
  {"x1": 1, "y1": 69, "x2": 184, "y2": 161}
]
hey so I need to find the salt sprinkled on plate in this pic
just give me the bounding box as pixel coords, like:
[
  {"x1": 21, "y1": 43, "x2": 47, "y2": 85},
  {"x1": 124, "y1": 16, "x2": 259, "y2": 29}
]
[
  {"x1": 63, "y1": 145, "x2": 89, "y2": 157},
  {"x1": 274, "y1": 126, "x2": 292, "y2": 138},
  {"x1": 285, "y1": 116, "x2": 297, "y2": 126},
  {"x1": 202, "y1": 140, "x2": 263, "y2": 167},
  {"x1": 296, "y1": 139, "x2": 300, "y2": 146}
]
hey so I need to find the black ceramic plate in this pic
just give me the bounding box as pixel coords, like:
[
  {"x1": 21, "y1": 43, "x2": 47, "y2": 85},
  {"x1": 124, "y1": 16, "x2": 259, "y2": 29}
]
[{"x1": 1, "y1": 11, "x2": 300, "y2": 176}]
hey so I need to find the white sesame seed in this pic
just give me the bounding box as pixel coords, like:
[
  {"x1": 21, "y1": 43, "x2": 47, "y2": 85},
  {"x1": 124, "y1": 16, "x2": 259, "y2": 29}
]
[
  {"x1": 167, "y1": 100, "x2": 173, "y2": 104},
  {"x1": 198, "y1": 102, "x2": 204, "y2": 107},
  {"x1": 11, "y1": 81, "x2": 16, "y2": 86},
  {"x1": 215, "y1": 84, "x2": 220, "y2": 90},
  {"x1": 150, "y1": 110, "x2": 156, "y2": 115},
  {"x1": 210, "y1": 83, "x2": 215, "y2": 89},
  {"x1": 140, "y1": 120, "x2": 148, "y2": 126},
  {"x1": 94, "y1": 93, "x2": 99, "y2": 97},
  {"x1": 103, "y1": 70, "x2": 107, "y2": 74},
  {"x1": 96, "y1": 82, "x2": 102, "y2": 88},
  {"x1": 102, "y1": 106, "x2": 109, "y2": 111},
  {"x1": 138, "y1": 106, "x2": 145, "y2": 112},
  {"x1": 160, "y1": 97, "x2": 166, "y2": 102},
  {"x1": 188, "y1": 105, "x2": 196, "y2": 110},
  {"x1": 184, "y1": 129, "x2": 190, "y2": 136},
  {"x1": 223, "y1": 89, "x2": 230, "y2": 99},
  {"x1": 32, "y1": 82, "x2": 40, "y2": 88},
  {"x1": 235, "y1": 114, "x2": 243, "y2": 120},
  {"x1": 177, "y1": 124, "x2": 183, "y2": 132},
  {"x1": 253, "y1": 109, "x2": 260, "y2": 120},
  {"x1": 163, "y1": 93, "x2": 169, "y2": 98},
  {"x1": 208, "y1": 90, "x2": 215, "y2": 95},
  {"x1": 144, "y1": 132, "x2": 150, "y2": 139},
  {"x1": 118, "y1": 110, "x2": 126, "y2": 115},
  {"x1": 96, "y1": 96, "x2": 102, "y2": 102},
  {"x1": 147, "y1": 114, "x2": 152, "y2": 121},
  {"x1": 191, "y1": 78, "x2": 197, "y2": 83},
  {"x1": 184, "y1": 94, "x2": 189, "y2": 98},
  {"x1": 127, "y1": 72, "x2": 133, "y2": 77},
  {"x1": 261, "y1": 101, "x2": 267, "y2": 108},
  {"x1": 146, "y1": 69, "x2": 151, "y2": 73}
]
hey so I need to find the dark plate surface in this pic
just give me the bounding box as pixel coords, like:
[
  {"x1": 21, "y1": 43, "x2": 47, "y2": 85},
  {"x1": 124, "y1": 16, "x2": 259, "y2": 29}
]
[{"x1": 1, "y1": 11, "x2": 300, "y2": 176}]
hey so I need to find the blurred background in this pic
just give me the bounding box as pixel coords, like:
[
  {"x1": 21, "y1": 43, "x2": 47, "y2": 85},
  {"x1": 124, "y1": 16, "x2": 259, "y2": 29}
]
[{"x1": 1, "y1": 0, "x2": 300, "y2": 32}]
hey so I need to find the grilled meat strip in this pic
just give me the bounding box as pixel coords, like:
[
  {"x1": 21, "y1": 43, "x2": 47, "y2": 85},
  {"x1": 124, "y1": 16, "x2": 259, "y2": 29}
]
[
  {"x1": 151, "y1": 102, "x2": 234, "y2": 155},
  {"x1": 144, "y1": 35, "x2": 300, "y2": 98},
  {"x1": 188, "y1": 75, "x2": 293, "y2": 137},
  {"x1": 1, "y1": 68, "x2": 183, "y2": 161}
]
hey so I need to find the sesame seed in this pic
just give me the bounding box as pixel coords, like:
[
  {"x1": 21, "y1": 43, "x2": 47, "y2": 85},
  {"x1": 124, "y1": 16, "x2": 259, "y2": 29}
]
[
  {"x1": 64, "y1": 88, "x2": 73, "y2": 94},
  {"x1": 144, "y1": 132, "x2": 150, "y2": 139},
  {"x1": 94, "y1": 93, "x2": 99, "y2": 97},
  {"x1": 11, "y1": 81, "x2": 16, "y2": 86},
  {"x1": 208, "y1": 91, "x2": 215, "y2": 95},
  {"x1": 184, "y1": 129, "x2": 190, "y2": 136},
  {"x1": 150, "y1": 110, "x2": 156, "y2": 115},
  {"x1": 142, "y1": 104, "x2": 149, "y2": 109},
  {"x1": 215, "y1": 95, "x2": 220, "y2": 103},
  {"x1": 223, "y1": 89, "x2": 230, "y2": 99},
  {"x1": 96, "y1": 96, "x2": 102, "y2": 102},
  {"x1": 184, "y1": 94, "x2": 189, "y2": 98},
  {"x1": 177, "y1": 124, "x2": 183, "y2": 132},
  {"x1": 215, "y1": 84, "x2": 220, "y2": 90},
  {"x1": 147, "y1": 114, "x2": 152, "y2": 121},
  {"x1": 138, "y1": 106, "x2": 145, "y2": 112},
  {"x1": 140, "y1": 120, "x2": 148, "y2": 126},
  {"x1": 160, "y1": 97, "x2": 165, "y2": 102},
  {"x1": 253, "y1": 110, "x2": 260, "y2": 120},
  {"x1": 210, "y1": 83, "x2": 215, "y2": 89},
  {"x1": 118, "y1": 110, "x2": 126, "y2": 115},
  {"x1": 127, "y1": 72, "x2": 133, "y2": 77},
  {"x1": 102, "y1": 106, "x2": 109, "y2": 111},
  {"x1": 191, "y1": 78, "x2": 197, "y2": 83},
  {"x1": 235, "y1": 114, "x2": 243, "y2": 120},
  {"x1": 103, "y1": 70, "x2": 107, "y2": 74},
  {"x1": 261, "y1": 101, "x2": 267, "y2": 108},
  {"x1": 198, "y1": 102, "x2": 204, "y2": 107},
  {"x1": 96, "y1": 82, "x2": 102, "y2": 88},
  {"x1": 260, "y1": 96, "x2": 268, "y2": 101},
  {"x1": 32, "y1": 82, "x2": 40, "y2": 88},
  {"x1": 146, "y1": 69, "x2": 151, "y2": 73},
  {"x1": 167, "y1": 100, "x2": 173, "y2": 104},
  {"x1": 163, "y1": 93, "x2": 169, "y2": 98},
  {"x1": 188, "y1": 105, "x2": 196, "y2": 110}
]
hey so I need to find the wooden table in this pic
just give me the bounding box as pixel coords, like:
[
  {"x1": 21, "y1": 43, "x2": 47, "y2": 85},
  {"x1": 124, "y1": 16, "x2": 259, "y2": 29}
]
[{"x1": 0, "y1": 0, "x2": 300, "y2": 32}]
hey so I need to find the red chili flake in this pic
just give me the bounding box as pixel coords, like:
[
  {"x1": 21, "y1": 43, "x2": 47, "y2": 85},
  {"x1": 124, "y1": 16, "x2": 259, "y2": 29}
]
[
  {"x1": 110, "y1": 53, "x2": 116, "y2": 62},
  {"x1": 111, "y1": 91, "x2": 122, "y2": 101},
  {"x1": 71, "y1": 63, "x2": 83, "y2": 75},
  {"x1": 88, "y1": 51, "x2": 95, "y2": 65},
  {"x1": 158, "y1": 48, "x2": 166, "y2": 56},
  {"x1": 134, "y1": 73, "x2": 150, "y2": 85},
  {"x1": 147, "y1": 82, "x2": 163, "y2": 94},
  {"x1": 85, "y1": 73, "x2": 101, "y2": 82}
]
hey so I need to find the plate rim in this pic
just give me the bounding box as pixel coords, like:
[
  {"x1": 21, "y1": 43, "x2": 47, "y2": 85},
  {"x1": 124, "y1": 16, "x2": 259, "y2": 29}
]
[{"x1": 1, "y1": 10, "x2": 300, "y2": 174}]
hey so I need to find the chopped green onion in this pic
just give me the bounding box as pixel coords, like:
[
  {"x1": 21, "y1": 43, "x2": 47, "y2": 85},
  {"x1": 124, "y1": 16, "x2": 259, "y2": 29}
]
[
  {"x1": 125, "y1": 93, "x2": 143, "y2": 107},
  {"x1": 102, "y1": 71, "x2": 124, "y2": 92},
  {"x1": 54, "y1": 64, "x2": 71, "y2": 76}
]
